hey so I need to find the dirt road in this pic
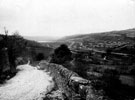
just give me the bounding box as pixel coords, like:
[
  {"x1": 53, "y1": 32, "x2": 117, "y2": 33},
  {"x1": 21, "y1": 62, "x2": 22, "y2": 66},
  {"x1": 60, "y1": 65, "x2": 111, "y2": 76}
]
[{"x1": 0, "y1": 64, "x2": 53, "y2": 100}]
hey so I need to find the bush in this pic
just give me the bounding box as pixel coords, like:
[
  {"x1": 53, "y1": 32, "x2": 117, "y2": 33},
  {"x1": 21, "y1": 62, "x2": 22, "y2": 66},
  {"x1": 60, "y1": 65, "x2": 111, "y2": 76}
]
[
  {"x1": 36, "y1": 53, "x2": 45, "y2": 61},
  {"x1": 50, "y1": 44, "x2": 72, "y2": 64}
]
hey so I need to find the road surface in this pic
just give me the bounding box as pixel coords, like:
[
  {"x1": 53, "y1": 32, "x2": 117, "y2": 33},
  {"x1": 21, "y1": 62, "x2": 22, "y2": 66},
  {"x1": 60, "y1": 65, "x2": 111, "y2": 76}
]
[{"x1": 0, "y1": 64, "x2": 53, "y2": 100}]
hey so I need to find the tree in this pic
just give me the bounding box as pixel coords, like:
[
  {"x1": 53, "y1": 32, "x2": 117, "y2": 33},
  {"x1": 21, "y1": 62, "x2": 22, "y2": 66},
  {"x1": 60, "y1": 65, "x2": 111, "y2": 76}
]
[
  {"x1": 36, "y1": 53, "x2": 44, "y2": 61},
  {"x1": 50, "y1": 44, "x2": 72, "y2": 64}
]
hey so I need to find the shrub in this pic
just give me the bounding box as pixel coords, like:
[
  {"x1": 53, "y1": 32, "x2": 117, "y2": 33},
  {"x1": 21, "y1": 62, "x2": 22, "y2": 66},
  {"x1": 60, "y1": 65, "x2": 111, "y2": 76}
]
[
  {"x1": 50, "y1": 44, "x2": 72, "y2": 64},
  {"x1": 36, "y1": 53, "x2": 45, "y2": 61}
]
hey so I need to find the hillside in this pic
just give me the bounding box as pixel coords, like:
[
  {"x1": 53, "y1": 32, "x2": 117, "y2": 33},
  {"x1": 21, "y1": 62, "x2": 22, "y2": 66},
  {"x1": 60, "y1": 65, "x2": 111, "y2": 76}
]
[
  {"x1": 59, "y1": 28, "x2": 135, "y2": 41},
  {"x1": 0, "y1": 34, "x2": 53, "y2": 58},
  {"x1": 24, "y1": 38, "x2": 53, "y2": 60},
  {"x1": 42, "y1": 28, "x2": 135, "y2": 54},
  {"x1": 45, "y1": 28, "x2": 135, "y2": 100}
]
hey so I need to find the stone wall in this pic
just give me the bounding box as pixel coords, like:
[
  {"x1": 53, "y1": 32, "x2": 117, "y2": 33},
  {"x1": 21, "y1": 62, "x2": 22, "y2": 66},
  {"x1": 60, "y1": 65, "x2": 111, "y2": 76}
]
[{"x1": 39, "y1": 61, "x2": 108, "y2": 100}]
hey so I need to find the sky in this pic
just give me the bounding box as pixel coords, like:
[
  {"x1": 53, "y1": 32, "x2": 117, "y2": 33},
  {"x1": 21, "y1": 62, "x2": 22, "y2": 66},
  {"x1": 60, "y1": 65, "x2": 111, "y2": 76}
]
[{"x1": 0, "y1": 0, "x2": 135, "y2": 38}]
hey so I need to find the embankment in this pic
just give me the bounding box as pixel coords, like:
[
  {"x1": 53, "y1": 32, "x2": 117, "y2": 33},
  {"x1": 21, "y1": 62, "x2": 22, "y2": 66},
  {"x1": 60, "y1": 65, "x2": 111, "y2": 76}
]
[{"x1": 39, "y1": 61, "x2": 108, "y2": 100}]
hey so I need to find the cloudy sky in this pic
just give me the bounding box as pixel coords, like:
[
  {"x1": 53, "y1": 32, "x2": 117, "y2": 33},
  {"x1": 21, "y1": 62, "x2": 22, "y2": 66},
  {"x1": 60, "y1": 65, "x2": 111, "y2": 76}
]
[{"x1": 0, "y1": 0, "x2": 135, "y2": 37}]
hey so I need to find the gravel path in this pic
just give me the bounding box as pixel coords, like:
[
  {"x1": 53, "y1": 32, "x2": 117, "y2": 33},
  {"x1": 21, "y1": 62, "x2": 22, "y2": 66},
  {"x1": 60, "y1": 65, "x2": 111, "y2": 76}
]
[{"x1": 0, "y1": 64, "x2": 53, "y2": 100}]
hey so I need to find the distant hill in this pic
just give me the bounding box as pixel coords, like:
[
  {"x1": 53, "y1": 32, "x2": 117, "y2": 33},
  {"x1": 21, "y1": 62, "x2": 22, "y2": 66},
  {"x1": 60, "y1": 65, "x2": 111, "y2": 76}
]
[
  {"x1": 41, "y1": 28, "x2": 135, "y2": 54},
  {"x1": 24, "y1": 36, "x2": 60, "y2": 42},
  {"x1": 61, "y1": 28, "x2": 135, "y2": 40}
]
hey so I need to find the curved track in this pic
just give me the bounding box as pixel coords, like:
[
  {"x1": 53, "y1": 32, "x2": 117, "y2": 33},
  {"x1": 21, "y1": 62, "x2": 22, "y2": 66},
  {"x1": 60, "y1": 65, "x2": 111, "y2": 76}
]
[{"x1": 0, "y1": 64, "x2": 53, "y2": 100}]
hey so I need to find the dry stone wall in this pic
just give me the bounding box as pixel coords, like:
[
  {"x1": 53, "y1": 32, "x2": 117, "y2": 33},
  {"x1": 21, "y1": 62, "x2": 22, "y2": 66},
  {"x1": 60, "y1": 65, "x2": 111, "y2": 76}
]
[{"x1": 39, "y1": 61, "x2": 108, "y2": 100}]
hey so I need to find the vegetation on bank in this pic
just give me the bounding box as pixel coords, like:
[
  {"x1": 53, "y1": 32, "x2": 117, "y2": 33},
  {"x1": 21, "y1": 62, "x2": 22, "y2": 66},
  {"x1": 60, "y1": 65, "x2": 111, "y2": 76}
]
[{"x1": 0, "y1": 29, "x2": 53, "y2": 83}]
